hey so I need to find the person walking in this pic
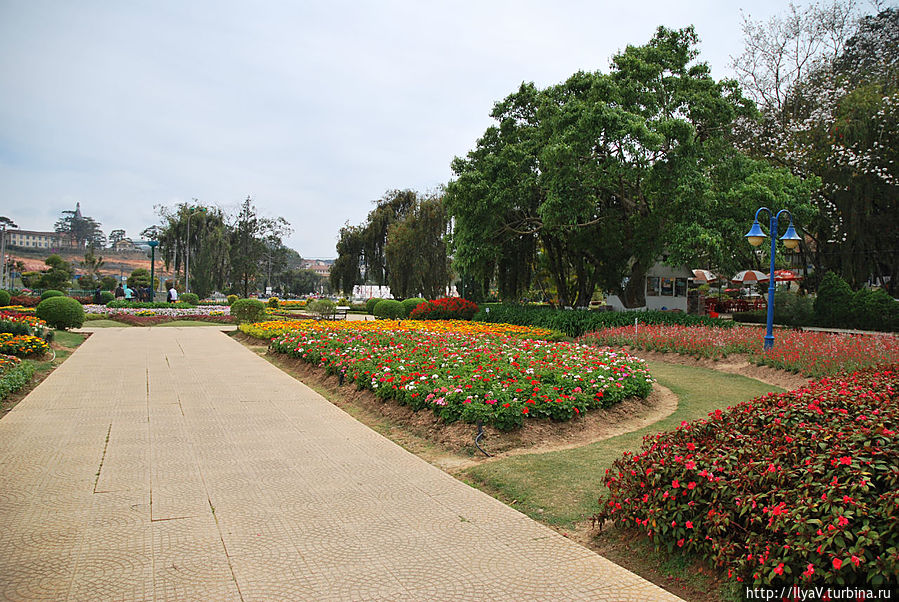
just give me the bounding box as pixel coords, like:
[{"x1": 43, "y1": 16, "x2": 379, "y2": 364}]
[
  {"x1": 114, "y1": 283, "x2": 125, "y2": 299},
  {"x1": 167, "y1": 285, "x2": 178, "y2": 303},
  {"x1": 123, "y1": 284, "x2": 134, "y2": 301}
]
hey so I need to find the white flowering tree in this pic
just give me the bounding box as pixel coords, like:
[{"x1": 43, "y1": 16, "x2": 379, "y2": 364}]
[{"x1": 734, "y1": 3, "x2": 899, "y2": 293}]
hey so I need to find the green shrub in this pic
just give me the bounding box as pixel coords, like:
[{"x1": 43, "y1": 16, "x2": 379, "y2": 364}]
[
  {"x1": 0, "y1": 358, "x2": 35, "y2": 401},
  {"x1": 373, "y1": 299, "x2": 405, "y2": 319},
  {"x1": 99, "y1": 291, "x2": 115, "y2": 305},
  {"x1": 477, "y1": 304, "x2": 733, "y2": 337},
  {"x1": 813, "y1": 273, "x2": 898, "y2": 332},
  {"x1": 365, "y1": 298, "x2": 380, "y2": 314},
  {"x1": 267, "y1": 297, "x2": 280, "y2": 309},
  {"x1": 401, "y1": 297, "x2": 426, "y2": 317},
  {"x1": 814, "y1": 272, "x2": 853, "y2": 327},
  {"x1": 227, "y1": 294, "x2": 239, "y2": 306},
  {"x1": 338, "y1": 297, "x2": 349, "y2": 306},
  {"x1": 180, "y1": 293, "x2": 199, "y2": 306},
  {"x1": 40, "y1": 289, "x2": 65, "y2": 300},
  {"x1": 230, "y1": 298, "x2": 265, "y2": 324},
  {"x1": 309, "y1": 299, "x2": 337, "y2": 319},
  {"x1": 35, "y1": 296, "x2": 85, "y2": 330},
  {"x1": 0, "y1": 290, "x2": 10, "y2": 306}
]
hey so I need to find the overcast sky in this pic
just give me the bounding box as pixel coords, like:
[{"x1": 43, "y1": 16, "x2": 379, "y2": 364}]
[{"x1": 2, "y1": 0, "x2": 807, "y2": 258}]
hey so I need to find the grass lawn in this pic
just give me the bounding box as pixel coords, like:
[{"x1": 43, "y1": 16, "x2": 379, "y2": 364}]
[
  {"x1": 82, "y1": 319, "x2": 127, "y2": 328},
  {"x1": 461, "y1": 361, "x2": 783, "y2": 528}
]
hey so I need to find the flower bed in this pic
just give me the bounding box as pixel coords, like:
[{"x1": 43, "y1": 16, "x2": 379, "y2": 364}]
[
  {"x1": 0, "y1": 305, "x2": 36, "y2": 315},
  {"x1": 410, "y1": 297, "x2": 479, "y2": 320},
  {"x1": 239, "y1": 318, "x2": 556, "y2": 341},
  {"x1": 83, "y1": 304, "x2": 230, "y2": 317},
  {"x1": 95, "y1": 314, "x2": 235, "y2": 326},
  {"x1": 0, "y1": 334, "x2": 50, "y2": 357},
  {"x1": 262, "y1": 320, "x2": 653, "y2": 430},
  {"x1": 580, "y1": 325, "x2": 899, "y2": 378},
  {"x1": 0, "y1": 353, "x2": 34, "y2": 401},
  {"x1": 596, "y1": 366, "x2": 898, "y2": 589},
  {"x1": 0, "y1": 311, "x2": 48, "y2": 334}
]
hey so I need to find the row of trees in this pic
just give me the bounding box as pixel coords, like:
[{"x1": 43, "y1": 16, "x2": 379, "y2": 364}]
[
  {"x1": 145, "y1": 197, "x2": 324, "y2": 299},
  {"x1": 331, "y1": 190, "x2": 450, "y2": 299},
  {"x1": 332, "y1": 4, "x2": 895, "y2": 306}
]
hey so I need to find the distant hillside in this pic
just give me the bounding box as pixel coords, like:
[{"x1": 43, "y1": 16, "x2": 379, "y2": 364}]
[{"x1": 8, "y1": 247, "x2": 175, "y2": 279}]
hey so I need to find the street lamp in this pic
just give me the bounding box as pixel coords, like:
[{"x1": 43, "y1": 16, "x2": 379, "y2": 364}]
[
  {"x1": 745, "y1": 207, "x2": 802, "y2": 350},
  {"x1": 185, "y1": 206, "x2": 206, "y2": 294},
  {"x1": 148, "y1": 240, "x2": 159, "y2": 301}
]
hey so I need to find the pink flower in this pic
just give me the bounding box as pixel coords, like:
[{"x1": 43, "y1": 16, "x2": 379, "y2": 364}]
[{"x1": 685, "y1": 521, "x2": 693, "y2": 529}]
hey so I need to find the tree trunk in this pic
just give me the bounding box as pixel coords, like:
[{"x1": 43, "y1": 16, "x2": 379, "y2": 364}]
[{"x1": 620, "y1": 261, "x2": 647, "y2": 308}]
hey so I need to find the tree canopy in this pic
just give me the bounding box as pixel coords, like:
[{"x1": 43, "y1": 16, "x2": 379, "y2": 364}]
[
  {"x1": 734, "y1": 3, "x2": 899, "y2": 292},
  {"x1": 447, "y1": 26, "x2": 814, "y2": 307}
]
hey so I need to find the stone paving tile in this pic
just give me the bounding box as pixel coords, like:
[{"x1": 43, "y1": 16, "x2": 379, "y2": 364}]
[{"x1": 0, "y1": 327, "x2": 682, "y2": 601}]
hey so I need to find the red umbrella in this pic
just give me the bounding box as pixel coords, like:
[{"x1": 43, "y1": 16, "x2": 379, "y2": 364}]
[
  {"x1": 767, "y1": 269, "x2": 802, "y2": 282},
  {"x1": 691, "y1": 269, "x2": 717, "y2": 283},
  {"x1": 731, "y1": 270, "x2": 767, "y2": 284}
]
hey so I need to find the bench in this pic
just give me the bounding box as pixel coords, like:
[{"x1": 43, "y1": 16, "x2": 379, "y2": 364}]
[{"x1": 326, "y1": 307, "x2": 349, "y2": 321}]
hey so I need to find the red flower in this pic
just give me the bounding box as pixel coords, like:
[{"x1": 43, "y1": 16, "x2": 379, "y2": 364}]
[
  {"x1": 774, "y1": 563, "x2": 784, "y2": 576},
  {"x1": 832, "y1": 558, "x2": 842, "y2": 570}
]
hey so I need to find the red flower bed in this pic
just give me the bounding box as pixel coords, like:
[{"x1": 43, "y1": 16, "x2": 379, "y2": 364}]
[
  {"x1": 9, "y1": 295, "x2": 40, "y2": 307},
  {"x1": 596, "y1": 367, "x2": 898, "y2": 589},
  {"x1": 409, "y1": 297, "x2": 478, "y2": 321}
]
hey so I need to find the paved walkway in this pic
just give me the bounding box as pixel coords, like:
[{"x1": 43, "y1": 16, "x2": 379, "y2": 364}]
[{"x1": 0, "y1": 327, "x2": 680, "y2": 601}]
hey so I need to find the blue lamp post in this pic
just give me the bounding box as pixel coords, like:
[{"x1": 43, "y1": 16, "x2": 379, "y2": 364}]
[{"x1": 745, "y1": 208, "x2": 802, "y2": 350}]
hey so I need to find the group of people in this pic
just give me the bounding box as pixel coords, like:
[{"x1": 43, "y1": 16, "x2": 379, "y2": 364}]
[{"x1": 91, "y1": 283, "x2": 179, "y2": 303}]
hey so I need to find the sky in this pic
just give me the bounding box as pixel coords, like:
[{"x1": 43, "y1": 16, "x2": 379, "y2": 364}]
[{"x1": 1, "y1": 0, "x2": 809, "y2": 258}]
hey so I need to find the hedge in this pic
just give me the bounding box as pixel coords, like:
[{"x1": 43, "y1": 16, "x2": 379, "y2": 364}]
[
  {"x1": 596, "y1": 366, "x2": 898, "y2": 589},
  {"x1": 365, "y1": 298, "x2": 381, "y2": 314},
  {"x1": 40, "y1": 289, "x2": 65, "y2": 300},
  {"x1": 230, "y1": 298, "x2": 266, "y2": 324},
  {"x1": 373, "y1": 299, "x2": 405, "y2": 319},
  {"x1": 401, "y1": 297, "x2": 426, "y2": 317},
  {"x1": 476, "y1": 304, "x2": 733, "y2": 337},
  {"x1": 35, "y1": 296, "x2": 85, "y2": 330},
  {"x1": 0, "y1": 290, "x2": 10, "y2": 306}
]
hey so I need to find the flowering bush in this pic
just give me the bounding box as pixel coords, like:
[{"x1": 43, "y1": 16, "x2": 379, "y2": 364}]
[
  {"x1": 0, "y1": 353, "x2": 34, "y2": 401},
  {"x1": 596, "y1": 367, "x2": 899, "y2": 589},
  {"x1": 0, "y1": 333, "x2": 50, "y2": 357},
  {"x1": 239, "y1": 318, "x2": 556, "y2": 341},
  {"x1": 266, "y1": 321, "x2": 653, "y2": 430},
  {"x1": 580, "y1": 325, "x2": 899, "y2": 378},
  {"x1": 0, "y1": 311, "x2": 47, "y2": 335},
  {"x1": 9, "y1": 296, "x2": 40, "y2": 307},
  {"x1": 410, "y1": 297, "x2": 479, "y2": 321}
]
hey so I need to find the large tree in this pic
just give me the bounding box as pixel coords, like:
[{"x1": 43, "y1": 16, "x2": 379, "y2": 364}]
[
  {"x1": 734, "y1": 4, "x2": 899, "y2": 292},
  {"x1": 448, "y1": 27, "x2": 813, "y2": 307},
  {"x1": 229, "y1": 197, "x2": 291, "y2": 297}
]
